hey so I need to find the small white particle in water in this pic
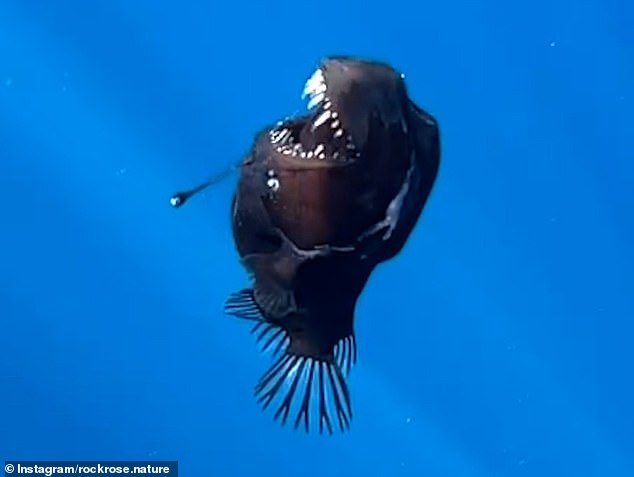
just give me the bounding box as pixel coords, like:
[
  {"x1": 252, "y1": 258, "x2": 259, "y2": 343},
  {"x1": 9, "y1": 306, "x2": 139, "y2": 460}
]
[
  {"x1": 62, "y1": 86, "x2": 68, "y2": 92},
  {"x1": 550, "y1": 41, "x2": 556, "y2": 47},
  {"x1": 119, "y1": 168, "x2": 127, "y2": 175},
  {"x1": 519, "y1": 458, "x2": 526, "y2": 466},
  {"x1": 5, "y1": 77, "x2": 13, "y2": 87},
  {"x1": 405, "y1": 417, "x2": 411, "y2": 424}
]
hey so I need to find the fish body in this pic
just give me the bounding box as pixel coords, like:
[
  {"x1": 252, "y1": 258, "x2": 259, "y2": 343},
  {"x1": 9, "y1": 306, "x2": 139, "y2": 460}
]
[{"x1": 226, "y1": 56, "x2": 441, "y2": 433}]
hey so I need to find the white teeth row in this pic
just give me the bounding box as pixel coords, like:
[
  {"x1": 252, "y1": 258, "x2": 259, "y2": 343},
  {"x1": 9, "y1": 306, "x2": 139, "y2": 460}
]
[
  {"x1": 307, "y1": 93, "x2": 324, "y2": 110},
  {"x1": 273, "y1": 137, "x2": 358, "y2": 161},
  {"x1": 310, "y1": 107, "x2": 345, "y2": 140},
  {"x1": 266, "y1": 67, "x2": 361, "y2": 161},
  {"x1": 303, "y1": 68, "x2": 327, "y2": 110},
  {"x1": 310, "y1": 102, "x2": 335, "y2": 130},
  {"x1": 270, "y1": 128, "x2": 290, "y2": 144},
  {"x1": 275, "y1": 139, "x2": 327, "y2": 160},
  {"x1": 269, "y1": 103, "x2": 359, "y2": 161},
  {"x1": 302, "y1": 68, "x2": 326, "y2": 99}
]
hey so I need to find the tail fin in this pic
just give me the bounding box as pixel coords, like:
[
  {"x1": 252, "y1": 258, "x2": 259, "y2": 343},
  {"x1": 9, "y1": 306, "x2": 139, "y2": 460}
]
[
  {"x1": 224, "y1": 288, "x2": 357, "y2": 433},
  {"x1": 255, "y1": 351, "x2": 352, "y2": 434}
]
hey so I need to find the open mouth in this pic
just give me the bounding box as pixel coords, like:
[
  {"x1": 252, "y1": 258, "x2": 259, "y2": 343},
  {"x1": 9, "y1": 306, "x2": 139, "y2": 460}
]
[{"x1": 268, "y1": 68, "x2": 360, "y2": 162}]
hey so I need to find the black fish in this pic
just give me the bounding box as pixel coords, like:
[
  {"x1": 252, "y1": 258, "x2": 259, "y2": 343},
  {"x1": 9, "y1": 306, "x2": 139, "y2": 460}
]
[{"x1": 172, "y1": 56, "x2": 440, "y2": 434}]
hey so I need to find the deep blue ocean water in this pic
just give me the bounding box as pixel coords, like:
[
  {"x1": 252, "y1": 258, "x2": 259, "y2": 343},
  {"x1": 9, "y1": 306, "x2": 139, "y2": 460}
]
[{"x1": 1, "y1": 1, "x2": 633, "y2": 476}]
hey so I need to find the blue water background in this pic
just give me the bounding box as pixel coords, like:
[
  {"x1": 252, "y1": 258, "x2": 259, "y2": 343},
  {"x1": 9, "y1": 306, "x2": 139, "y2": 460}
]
[{"x1": 1, "y1": 1, "x2": 633, "y2": 475}]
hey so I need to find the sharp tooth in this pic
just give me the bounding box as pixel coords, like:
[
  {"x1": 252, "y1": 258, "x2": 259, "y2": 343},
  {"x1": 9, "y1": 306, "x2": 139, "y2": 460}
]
[
  {"x1": 323, "y1": 101, "x2": 331, "y2": 110},
  {"x1": 331, "y1": 112, "x2": 338, "y2": 119},
  {"x1": 333, "y1": 152, "x2": 340, "y2": 160},
  {"x1": 318, "y1": 153, "x2": 325, "y2": 159},
  {"x1": 307, "y1": 92, "x2": 325, "y2": 110},
  {"x1": 304, "y1": 68, "x2": 326, "y2": 95},
  {"x1": 314, "y1": 144, "x2": 324, "y2": 155},
  {"x1": 334, "y1": 129, "x2": 344, "y2": 138},
  {"x1": 312, "y1": 110, "x2": 331, "y2": 129},
  {"x1": 271, "y1": 128, "x2": 289, "y2": 144},
  {"x1": 300, "y1": 151, "x2": 307, "y2": 158},
  {"x1": 302, "y1": 68, "x2": 326, "y2": 98},
  {"x1": 307, "y1": 151, "x2": 314, "y2": 158},
  {"x1": 331, "y1": 119, "x2": 340, "y2": 129}
]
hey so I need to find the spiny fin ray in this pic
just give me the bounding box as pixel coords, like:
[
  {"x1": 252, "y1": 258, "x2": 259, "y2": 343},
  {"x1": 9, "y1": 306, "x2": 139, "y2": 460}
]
[{"x1": 254, "y1": 352, "x2": 353, "y2": 434}]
